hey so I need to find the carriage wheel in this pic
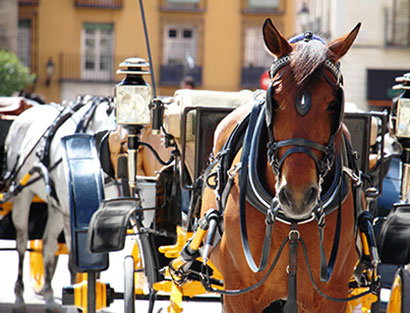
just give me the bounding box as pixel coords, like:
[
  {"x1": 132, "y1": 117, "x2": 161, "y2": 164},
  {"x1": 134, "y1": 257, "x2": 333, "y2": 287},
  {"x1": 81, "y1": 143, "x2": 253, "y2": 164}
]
[
  {"x1": 386, "y1": 267, "x2": 410, "y2": 313},
  {"x1": 29, "y1": 240, "x2": 45, "y2": 294},
  {"x1": 124, "y1": 255, "x2": 136, "y2": 313},
  {"x1": 134, "y1": 228, "x2": 160, "y2": 313}
]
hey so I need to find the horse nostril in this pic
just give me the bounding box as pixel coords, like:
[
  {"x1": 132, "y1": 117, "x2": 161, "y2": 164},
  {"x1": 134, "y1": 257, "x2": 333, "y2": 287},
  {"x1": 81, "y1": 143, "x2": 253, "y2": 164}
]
[
  {"x1": 305, "y1": 186, "x2": 319, "y2": 206},
  {"x1": 279, "y1": 187, "x2": 292, "y2": 207}
]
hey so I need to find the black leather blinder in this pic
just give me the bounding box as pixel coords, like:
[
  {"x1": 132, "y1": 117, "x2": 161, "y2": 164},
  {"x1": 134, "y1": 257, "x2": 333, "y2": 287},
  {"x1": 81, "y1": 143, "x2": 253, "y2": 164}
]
[
  {"x1": 265, "y1": 82, "x2": 278, "y2": 127},
  {"x1": 332, "y1": 87, "x2": 345, "y2": 135}
]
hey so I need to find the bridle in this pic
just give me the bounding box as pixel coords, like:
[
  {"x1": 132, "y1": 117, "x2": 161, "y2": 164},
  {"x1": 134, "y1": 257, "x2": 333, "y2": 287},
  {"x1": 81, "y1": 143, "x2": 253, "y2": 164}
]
[
  {"x1": 265, "y1": 34, "x2": 345, "y2": 184},
  {"x1": 75, "y1": 96, "x2": 114, "y2": 133}
]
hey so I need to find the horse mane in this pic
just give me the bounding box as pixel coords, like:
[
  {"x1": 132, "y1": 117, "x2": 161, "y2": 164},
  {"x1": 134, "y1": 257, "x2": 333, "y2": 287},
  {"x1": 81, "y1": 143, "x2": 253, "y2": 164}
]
[{"x1": 288, "y1": 35, "x2": 329, "y2": 88}]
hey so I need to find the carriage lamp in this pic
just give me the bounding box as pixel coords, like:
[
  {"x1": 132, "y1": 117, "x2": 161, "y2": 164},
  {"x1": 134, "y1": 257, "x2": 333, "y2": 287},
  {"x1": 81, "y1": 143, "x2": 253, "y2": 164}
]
[
  {"x1": 392, "y1": 72, "x2": 410, "y2": 202},
  {"x1": 395, "y1": 98, "x2": 410, "y2": 139},
  {"x1": 115, "y1": 57, "x2": 152, "y2": 128},
  {"x1": 393, "y1": 72, "x2": 410, "y2": 139}
]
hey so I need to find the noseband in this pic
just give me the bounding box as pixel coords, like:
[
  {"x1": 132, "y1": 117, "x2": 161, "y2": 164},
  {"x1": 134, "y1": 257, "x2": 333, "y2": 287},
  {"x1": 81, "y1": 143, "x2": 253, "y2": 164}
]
[{"x1": 265, "y1": 35, "x2": 344, "y2": 181}]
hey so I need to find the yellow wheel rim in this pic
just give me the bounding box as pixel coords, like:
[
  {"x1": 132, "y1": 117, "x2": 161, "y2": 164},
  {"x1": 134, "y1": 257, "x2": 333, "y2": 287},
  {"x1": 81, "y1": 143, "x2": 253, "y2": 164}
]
[
  {"x1": 131, "y1": 240, "x2": 147, "y2": 294},
  {"x1": 387, "y1": 272, "x2": 402, "y2": 313},
  {"x1": 29, "y1": 240, "x2": 45, "y2": 294}
]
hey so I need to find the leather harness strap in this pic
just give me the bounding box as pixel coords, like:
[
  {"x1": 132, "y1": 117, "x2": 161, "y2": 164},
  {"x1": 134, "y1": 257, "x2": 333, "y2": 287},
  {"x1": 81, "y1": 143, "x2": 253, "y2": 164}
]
[
  {"x1": 239, "y1": 101, "x2": 281, "y2": 273},
  {"x1": 284, "y1": 222, "x2": 299, "y2": 313}
]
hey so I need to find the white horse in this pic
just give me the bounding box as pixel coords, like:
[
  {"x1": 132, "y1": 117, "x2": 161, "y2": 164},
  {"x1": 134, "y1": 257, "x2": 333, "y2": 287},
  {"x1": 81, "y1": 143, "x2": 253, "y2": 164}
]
[{"x1": 4, "y1": 95, "x2": 115, "y2": 313}]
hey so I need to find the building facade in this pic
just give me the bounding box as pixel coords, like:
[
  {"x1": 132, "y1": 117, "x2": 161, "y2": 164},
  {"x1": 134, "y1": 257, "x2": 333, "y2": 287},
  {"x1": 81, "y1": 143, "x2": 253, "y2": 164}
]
[
  {"x1": 17, "y1": 0, "x2": 294, "y2": 103},
  {"x1": 296, "y1": 0, "x2": 410, "y2": 110}
]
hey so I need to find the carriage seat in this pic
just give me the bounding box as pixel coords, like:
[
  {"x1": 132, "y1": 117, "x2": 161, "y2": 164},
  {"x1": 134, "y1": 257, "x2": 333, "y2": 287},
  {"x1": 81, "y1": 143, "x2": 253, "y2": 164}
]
[
  {"x1": 164, "y1": 89, "x2": 255, "y2": 139},
  {"x1": 0, "y1": 97, "x2": 33, "y2": 117},
  {"x1": 164, "y1": 89, "x2": 257, "y2": 179}
]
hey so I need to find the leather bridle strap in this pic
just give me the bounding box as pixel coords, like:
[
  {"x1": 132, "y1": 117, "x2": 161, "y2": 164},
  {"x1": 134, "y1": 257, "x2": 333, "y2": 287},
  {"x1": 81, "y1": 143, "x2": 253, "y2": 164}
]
[
  {"x1": 267, "y1": 137, "x2": 335, "y2": 178},
  {"x1": 75, "y1": 97, "x2": 102, "y2": 133}
]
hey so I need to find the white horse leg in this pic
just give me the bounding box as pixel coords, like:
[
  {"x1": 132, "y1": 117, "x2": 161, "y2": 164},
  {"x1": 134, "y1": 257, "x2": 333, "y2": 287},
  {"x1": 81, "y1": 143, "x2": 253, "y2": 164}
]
[
  {"x1": 11, "y1": 193, "x2": 33, "y2": 313},
  {"x1": 62, "y1": 215, "x2": 77, "y2": 285},
  {"x1": 41, "y1": 201, "x2": 64, "y2": 313}
]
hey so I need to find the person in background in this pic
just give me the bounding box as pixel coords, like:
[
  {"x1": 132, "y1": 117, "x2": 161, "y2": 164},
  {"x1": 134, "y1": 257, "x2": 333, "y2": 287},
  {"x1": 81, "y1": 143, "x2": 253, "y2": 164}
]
[{"x1": 180, "y1": 76, "x2": 196, "y2": 89}]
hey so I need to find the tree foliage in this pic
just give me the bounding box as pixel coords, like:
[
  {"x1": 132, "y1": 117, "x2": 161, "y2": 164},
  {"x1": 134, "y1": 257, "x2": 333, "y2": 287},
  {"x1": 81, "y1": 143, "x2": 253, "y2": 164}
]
[{"x1": 0, "y1": 50, "x2": 35, "y2": 96}]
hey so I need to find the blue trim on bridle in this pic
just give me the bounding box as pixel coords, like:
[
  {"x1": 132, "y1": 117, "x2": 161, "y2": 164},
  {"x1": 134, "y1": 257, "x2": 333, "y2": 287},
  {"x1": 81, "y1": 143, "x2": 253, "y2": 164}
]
[{"x1": 289, "y1": 33, "x2": 327, "y2": 44}]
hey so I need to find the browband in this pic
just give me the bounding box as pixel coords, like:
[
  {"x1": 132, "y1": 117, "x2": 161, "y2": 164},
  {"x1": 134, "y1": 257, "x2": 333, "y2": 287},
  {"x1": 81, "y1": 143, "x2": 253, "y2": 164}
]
[{"x1": 269, "y1": 55, "x2": 343, "y2": 86}]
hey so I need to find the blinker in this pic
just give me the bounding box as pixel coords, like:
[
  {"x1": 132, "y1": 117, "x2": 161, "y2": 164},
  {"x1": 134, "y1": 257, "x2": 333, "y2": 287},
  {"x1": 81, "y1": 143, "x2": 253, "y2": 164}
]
[{"x1": 295, "y1": 91, "x2": 311, "y2": 116}]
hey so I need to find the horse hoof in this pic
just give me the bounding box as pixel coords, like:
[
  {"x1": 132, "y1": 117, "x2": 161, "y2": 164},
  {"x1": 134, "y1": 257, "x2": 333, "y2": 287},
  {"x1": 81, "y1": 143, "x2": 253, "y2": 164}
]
[
  {"x1": 12, "y1": 303, "x2": 27, "y2": 313},
  {"x1": 45, "y1": 302, "x2": 62, "y2": 313}
]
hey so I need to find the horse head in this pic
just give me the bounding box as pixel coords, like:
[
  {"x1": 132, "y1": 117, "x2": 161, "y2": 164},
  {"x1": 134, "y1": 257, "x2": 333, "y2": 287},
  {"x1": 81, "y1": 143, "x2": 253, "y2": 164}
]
[
  {"x1": 263, "y1": 19, "x2": 360, "y2": 220},
  {"x1": 73, "y1": 95, "x2": 116, "y2": 134}
]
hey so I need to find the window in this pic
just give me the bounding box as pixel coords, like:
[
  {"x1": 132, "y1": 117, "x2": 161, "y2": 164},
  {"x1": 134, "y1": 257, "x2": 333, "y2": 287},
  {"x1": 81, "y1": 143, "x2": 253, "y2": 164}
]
[
  {"x1": 244, "y1": 26, "x2": 272, "y2": 68},
  {"x1": 18, "y1": 20, "x2": 31, "y2": 68},
  {"x1": 160, "y1": 22, "x2": 202, "y2": 85},
  {"x1": 81, "y1": 23, "x2": 114, "y2": 81},
  {"x1": 241, "y1": 26, "x2": 273, "y2": 87},
  {"x1": 163, "y1": 25, "x2": 197, "y2": 65},
  {"x1": 386, "y1": 0, "x2": 410, "y2": 46},
  {"x1": 248, "y1": 0, "x2": 278, "y2": 10}
]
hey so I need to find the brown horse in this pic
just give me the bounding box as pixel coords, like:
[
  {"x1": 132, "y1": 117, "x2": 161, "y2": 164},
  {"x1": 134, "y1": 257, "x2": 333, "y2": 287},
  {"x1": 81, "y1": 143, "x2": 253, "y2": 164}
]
[{"x1": 201, "y1": 19, "x2": 362, "y2": 312}]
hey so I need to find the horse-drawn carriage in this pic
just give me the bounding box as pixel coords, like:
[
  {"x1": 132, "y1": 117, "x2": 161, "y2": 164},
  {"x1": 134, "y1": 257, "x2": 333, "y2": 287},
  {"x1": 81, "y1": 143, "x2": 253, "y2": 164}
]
[
  {"x1": 57, "y1": 21, "x2": 410, "y2": 313},
  {"x1": 1, "y1": 15, "x2": 410, "y2": 313}
]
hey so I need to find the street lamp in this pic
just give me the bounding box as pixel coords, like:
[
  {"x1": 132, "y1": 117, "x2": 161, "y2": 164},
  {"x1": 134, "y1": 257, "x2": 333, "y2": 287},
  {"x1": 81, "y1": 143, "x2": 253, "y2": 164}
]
[
  {"x1": 298, "y1": 2, "x2": 310, "y2": 32},
  {"x1": 45, "y1": 57, "x2": 55, "y2": 86}
]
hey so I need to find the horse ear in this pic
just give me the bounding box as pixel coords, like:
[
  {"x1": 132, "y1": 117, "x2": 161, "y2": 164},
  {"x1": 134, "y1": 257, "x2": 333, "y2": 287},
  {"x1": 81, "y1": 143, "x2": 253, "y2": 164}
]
[
  {"x1": 262, "y1": 18, "x2": 292, "y2": 57},
  {"x1": 327, "y1": 23, "x2": 361, "y2": 61}
]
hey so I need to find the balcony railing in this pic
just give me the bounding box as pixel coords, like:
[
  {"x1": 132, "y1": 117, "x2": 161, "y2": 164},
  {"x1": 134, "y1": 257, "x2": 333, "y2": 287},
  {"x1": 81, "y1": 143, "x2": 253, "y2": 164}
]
[
  {"x1": 159, "y1": 0, "x2": 206, "y2": 12},
  {"x1": 18, "y1": 0, "x2": 39, "y2": 5},
  {"x1": 160, "y1": 64, "x2": 202, "y2": 86},
  {"x1": 59, "y1": 53, "x2": 127, "y2": 83},
  {"x1": 240, "y1": 0, "x2": 283, "y2": 14},
  {"x1": 74, "y1": 0, "x2": 123, "y2": 9}
]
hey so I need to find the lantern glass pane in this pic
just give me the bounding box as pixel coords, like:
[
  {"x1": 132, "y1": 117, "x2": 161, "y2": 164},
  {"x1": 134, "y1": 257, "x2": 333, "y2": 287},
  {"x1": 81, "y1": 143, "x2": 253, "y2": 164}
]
[
  {"x1": 116, "y1": 85, "x2": 152, "y2": 125},
  {"x1": 396, "y1": 98, "x2": 410, "y2": 138}
]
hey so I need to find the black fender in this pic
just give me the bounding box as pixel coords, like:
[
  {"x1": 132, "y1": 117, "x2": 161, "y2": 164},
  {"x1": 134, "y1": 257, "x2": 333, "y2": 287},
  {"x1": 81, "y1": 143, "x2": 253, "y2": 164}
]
[
  {"x1": 62, "y1": 134, "x2": 108, "y2": 272},
  {"x1": 378, "y1": 203, "x2": 410, "y2": 265},
  {"x1": 87, "y1": 197, "x2": 141, "y2": 253}
]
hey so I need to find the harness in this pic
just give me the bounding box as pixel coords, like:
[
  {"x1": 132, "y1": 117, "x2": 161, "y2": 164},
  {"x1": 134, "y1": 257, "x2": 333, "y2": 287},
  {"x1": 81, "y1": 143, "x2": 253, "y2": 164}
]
[
  {"x1": 201, "y1": 33, "x2": 380, "y2": 307},
  {"x1": 1, "y1": 96, "x2": 111, "y2": 203}
]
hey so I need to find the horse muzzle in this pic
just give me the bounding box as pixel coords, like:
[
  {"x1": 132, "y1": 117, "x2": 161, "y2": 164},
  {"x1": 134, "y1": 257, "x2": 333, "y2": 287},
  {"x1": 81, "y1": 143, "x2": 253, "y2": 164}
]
[{"x1": 277, "y1": 183, "x2": 320, "y2": 220}]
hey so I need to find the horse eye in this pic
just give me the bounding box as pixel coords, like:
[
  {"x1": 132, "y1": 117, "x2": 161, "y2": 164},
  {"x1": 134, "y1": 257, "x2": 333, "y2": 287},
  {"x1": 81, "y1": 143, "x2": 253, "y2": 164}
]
[{"x1": 327, "y1": 100, "x2": 338, "y2": 112}]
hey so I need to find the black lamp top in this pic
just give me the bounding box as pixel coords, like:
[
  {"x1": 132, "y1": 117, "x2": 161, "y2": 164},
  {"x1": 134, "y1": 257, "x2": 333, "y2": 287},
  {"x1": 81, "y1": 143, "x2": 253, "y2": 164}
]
[
  {"x1": 393, "y1": 72, "x2": 410, "y2": 91},
  {"x1": 116, "y1": 57, "x2": 150, "y2": 76}
]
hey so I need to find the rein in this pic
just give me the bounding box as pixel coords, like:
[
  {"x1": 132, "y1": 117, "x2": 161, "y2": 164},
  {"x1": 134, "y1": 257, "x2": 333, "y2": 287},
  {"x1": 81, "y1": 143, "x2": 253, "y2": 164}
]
[{"x1": 201, "y1": 223, "x2": 378, "y2": 304}]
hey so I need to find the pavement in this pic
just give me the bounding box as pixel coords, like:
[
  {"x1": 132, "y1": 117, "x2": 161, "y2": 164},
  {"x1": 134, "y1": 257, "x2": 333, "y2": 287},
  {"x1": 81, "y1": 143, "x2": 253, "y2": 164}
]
[
  {"x1": 0, "y1": 238, "x2": 222, "y2": 313},
  {"x1": 0, "y1": 236, "x2": 391, "y2": 313}
]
